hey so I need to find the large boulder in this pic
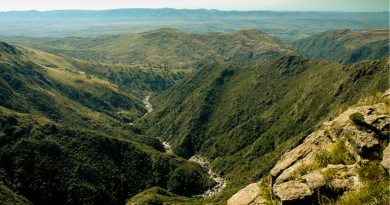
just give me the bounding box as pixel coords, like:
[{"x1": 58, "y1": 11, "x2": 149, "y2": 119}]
[
  {"x1": 227, "y1": 183, "x2": 266, "y2": 205},
  {"x1": 301, "y1": 171, "x2": 326, "y2": 190},
  {"x1": 273, "y1": 181, "x2": 312, "y2": 205},
  {"x1": 343, "y1": 125, "x2": 380, "y2": 159},
  {"x1": 271, "y1": 131, "x2": 331, "y2": 179}
]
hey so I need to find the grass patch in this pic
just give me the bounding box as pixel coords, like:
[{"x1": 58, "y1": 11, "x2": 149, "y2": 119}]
[
  {"x1": 314, "y1": 139, "x2": 355, "y2": 167},
  {"x1": 258, "y1": 179, "x2": 274, "y2": 205},
  {"x1": 339, "y1": 161, "x2": 389, "y2": 204}
]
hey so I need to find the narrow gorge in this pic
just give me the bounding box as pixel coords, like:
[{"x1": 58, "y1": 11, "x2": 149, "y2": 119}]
[{"x1": 142, "y1": 95, "x2": 227, "y2": 198}]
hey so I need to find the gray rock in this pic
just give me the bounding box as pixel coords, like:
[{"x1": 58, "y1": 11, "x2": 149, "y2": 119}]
[
  {"x1": 343, "y1": 126, "x2": 380, "y2": 158},
  {"x1": 271, "y1": 131, "x2": 331, "y2": 178},
  {"x1": 301, "y1": 171, "x2": 326, "y2": 190},
  {"x1": 330, "y1": 179, "x2": 349, "y2": 190},
  {"x1": 273, "y1": 181, "x2": 312, "y2": 205},
  {"x1": 227, "y1": 183, "x2": 265, "y2": 205}
]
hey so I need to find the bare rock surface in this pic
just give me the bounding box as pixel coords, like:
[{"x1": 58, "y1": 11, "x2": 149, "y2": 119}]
[
  {"x1": 381, "y1": 144, "x2": 390, "y2": 174},
  {"x1": 229, "y1": 101, "x2": 389, "y2": 205},
  {"x1": 227, "y1": 183, "x2": 263, "y2": 205},
  {"x1": 271, "y1": 131, "x2": 330, "y2": 178},
  {"x1": 273, "y1": 181, "x2": 312, "y2": 204},
  {"x1": 301, "y1": 171, "x2": 326, "y2": 190},
  {"x1": 344, "y1": 126, "x2": 380, "y2": 157}
]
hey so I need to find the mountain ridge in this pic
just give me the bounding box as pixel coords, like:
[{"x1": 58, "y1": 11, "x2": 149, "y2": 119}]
[{"x1": 292, "y1": 29, "x2": 389, "y2": 64}]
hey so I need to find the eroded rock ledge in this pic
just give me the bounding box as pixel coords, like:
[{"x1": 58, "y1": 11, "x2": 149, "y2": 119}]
[{"x1": 228, "y1": 91, "x2": 390, "y2": 205}]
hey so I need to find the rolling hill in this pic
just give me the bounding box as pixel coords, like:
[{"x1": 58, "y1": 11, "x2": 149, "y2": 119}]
[
  {"x1": 23, "y1": 28, "x2": 305, "y2": 69},
  {"x1": 292, "y1": 29, "x2": 389, "y2": 64}
]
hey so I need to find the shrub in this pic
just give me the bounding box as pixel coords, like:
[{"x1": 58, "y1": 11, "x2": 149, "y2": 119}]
[
  {"x1": 349, "y1": 112, "x2": 364, "y2": 124},
  {"x1": 258, "y1": 179, "x2": 274, "y2": 205}
]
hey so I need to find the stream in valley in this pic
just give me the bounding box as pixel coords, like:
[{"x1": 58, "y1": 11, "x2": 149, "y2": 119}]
[{"x1": 142, "y1": 95, "x2": 227, "y2": 198}]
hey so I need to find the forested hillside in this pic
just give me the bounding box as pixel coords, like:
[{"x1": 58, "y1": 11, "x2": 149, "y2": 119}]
[
  {"x1": 138, "y1": 54, "x2": 389, "y2": 201},
  {"x1": 292, "y1": 29, "x2": 389, "y2": 64},
  {"x1": 0, "y1": 42, "x2": 215, "y2": 204}
]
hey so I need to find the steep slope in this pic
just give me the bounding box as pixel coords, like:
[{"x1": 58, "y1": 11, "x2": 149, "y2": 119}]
[
  {"x1": 24, "y1": 28, "x2": 304, "y2": 68},
  {"x1": 292, "y1": 29, "x2": 389, "y2": 64},
  {"x1": 228, "y1": 93, "x2": 389, "y2": 204},
  {"x1": 0, "y1": 107, "x2": 215, "y2": 205},
  {"x1": 138, "y1": 55, "x2": 389, "y2": 201},
  {"x1": 0, "y1": 42, "x2": 149, "y2": 139},
  {"x1": 0, "y1": 42, "x2": 216, "y2": 204}
]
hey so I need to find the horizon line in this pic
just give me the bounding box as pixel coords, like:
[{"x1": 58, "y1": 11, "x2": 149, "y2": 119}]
[{"x1": 0, "y1": 8, "x2": 389, "y2": 13}]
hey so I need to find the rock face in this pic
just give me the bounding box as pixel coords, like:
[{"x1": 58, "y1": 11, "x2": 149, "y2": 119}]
[
  {"x1": 228, "y1": 92, "x2": 390, "y2": 205},
  {"x1": 270, "y1": 131, "x2": 332, "y2": 179},
  {"x1": 273, "y1": 181, "x2": 312, "y2": 205},
  {"x1": 301, "y1": 171, "x2": 326, "y2": 190},
  {"x1": 227, "y1": 183, "x2": 265, "y2": 205}
]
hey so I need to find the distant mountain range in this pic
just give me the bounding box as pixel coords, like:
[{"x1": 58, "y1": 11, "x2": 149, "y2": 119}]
[
  {"x1": 0, "y1": 8, "x2": 388, "y2": 41},
  {"x1": 0, "y1": 8, "x2": 388, "y2": 21}
]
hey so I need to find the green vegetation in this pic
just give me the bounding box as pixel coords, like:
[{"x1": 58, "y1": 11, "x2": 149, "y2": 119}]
[
  {"x1": 340, "y1": 161, "x2": 389, "y2": 204},
  {"x1": 126, "y1": 187, "x2": 190, "y2": 205},
  {"x1": 0, "y1": 42, "x2": 216, "y2": 204},
  {"x1": 20, "y1": 28, "x2": 303, "y2": 69},
  {"x1": 349, "y1": 112, "x2": 365, "y2": 124},
  {"x1": 292, "y1": 29, "x2": 389, "y2": 64},
  {"x1": 0, "y1": 106, "x2": 214, "y2": 205},
  {"x1": 315, "y1": 139, "x2": 355, "y2": 167},
  {"x1": 258, "y1": 179, "x2": 274, "y2": 205},
  {"x1": 0, "y1": 182, "x2": 33, "y2": 205},
  {"x1": 139, "y1": 54, "x2": 388, "y2": 201},
  {"x1": 0, "y1": 23, "x2": 389, "y2": 204}
]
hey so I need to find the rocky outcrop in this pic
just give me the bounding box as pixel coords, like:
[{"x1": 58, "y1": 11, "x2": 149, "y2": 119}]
[
  {"x1": 273, "y1": 181, "x2": 312, "y2": 205},
  {"x1": 227, "y1": 183, "x2": 266, "y2": 205},
  {"x1": 228, "y1": 91, "x2": 390, "y2": 205},
  {"x1": 270, "y1": 130, "x2": 332, "y2": 180},
  {"x1": 301, "y1": 171, "x2": 326, "y2": 190}
]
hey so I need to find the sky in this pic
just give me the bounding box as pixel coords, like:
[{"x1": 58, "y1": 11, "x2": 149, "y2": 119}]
[{"x1": 1, "y1": 0, "x2": 389, "y2": 12}]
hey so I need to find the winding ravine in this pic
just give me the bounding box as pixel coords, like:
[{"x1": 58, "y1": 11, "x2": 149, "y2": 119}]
[{"x1": 142, "y1": 95, "x2": 227, "y2": 198}]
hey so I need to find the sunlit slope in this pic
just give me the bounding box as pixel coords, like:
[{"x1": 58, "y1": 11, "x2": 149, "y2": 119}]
[
  {"x1": 24, "y1": 28, "x2": 305, "y2": 68},
  {"x1": 139, "y1": 54, "x2": 389, "y2": 200},
  {"x1": 0, "y1": 42, "x2": 163, "y2": 146},
  {"x1": 292, "y1": 29, "x2": 389, "y2": 64}
]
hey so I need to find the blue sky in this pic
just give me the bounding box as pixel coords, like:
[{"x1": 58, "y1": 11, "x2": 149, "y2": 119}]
[{"x1": 1, "y1": 0, "x2": 389, "y2": 12}]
